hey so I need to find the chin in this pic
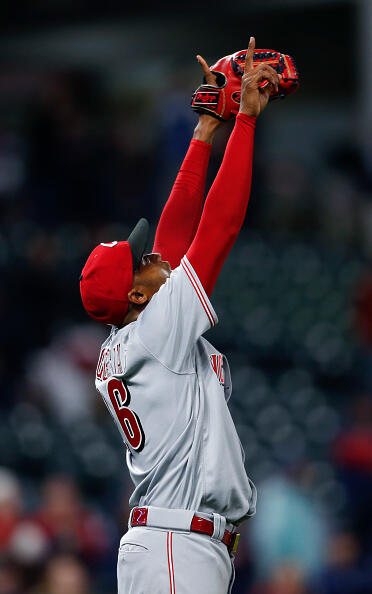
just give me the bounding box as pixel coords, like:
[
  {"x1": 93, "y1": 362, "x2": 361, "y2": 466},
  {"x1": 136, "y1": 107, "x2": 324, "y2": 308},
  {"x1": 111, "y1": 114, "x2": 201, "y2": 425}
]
[{"x1": 160, "y1": 263, "x2": 171, "y2": 277}]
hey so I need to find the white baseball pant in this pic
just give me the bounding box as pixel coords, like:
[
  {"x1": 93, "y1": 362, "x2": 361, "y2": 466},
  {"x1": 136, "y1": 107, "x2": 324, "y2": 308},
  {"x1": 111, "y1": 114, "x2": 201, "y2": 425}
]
[{"x1": 117, "y1": 509, "x2": 236, "y2": 594}]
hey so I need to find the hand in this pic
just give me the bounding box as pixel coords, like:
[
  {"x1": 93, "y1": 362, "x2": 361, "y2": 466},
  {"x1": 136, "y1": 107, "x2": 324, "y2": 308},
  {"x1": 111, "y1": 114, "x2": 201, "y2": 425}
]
[
  {"x1": 239, "y1": 37, "x2": 281, "y2": 117},
  {"x1": 193, "y1": 54, "x2": 223, "y2": 140}
]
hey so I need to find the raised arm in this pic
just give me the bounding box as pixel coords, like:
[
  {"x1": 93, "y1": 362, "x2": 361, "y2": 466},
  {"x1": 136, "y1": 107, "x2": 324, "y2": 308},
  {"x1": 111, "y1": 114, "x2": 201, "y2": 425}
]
[
  {"x1": 185, "y1": 37, "x2": 281, "y2": 296},
  {"x1": 152, "y1": 60, "x2": 222, "y2": 270}
]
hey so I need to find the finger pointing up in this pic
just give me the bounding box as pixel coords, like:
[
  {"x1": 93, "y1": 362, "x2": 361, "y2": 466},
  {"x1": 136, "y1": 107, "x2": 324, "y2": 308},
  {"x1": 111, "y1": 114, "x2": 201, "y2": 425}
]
[{"x1": 244, "y1": 36, "x2": 255, "y2": 75}]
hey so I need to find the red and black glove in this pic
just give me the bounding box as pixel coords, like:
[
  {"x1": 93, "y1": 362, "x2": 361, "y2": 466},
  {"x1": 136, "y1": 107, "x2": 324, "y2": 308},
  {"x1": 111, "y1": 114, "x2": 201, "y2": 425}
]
[{"x1": 191, "y1": 48, "x2": 299, "y2": 121}]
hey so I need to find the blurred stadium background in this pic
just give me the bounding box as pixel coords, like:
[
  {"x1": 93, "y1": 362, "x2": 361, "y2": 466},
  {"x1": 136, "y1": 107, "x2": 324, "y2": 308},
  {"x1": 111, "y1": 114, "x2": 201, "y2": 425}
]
[{"x1": 1, "y1": 0, "x2": 372, "y2": 592}]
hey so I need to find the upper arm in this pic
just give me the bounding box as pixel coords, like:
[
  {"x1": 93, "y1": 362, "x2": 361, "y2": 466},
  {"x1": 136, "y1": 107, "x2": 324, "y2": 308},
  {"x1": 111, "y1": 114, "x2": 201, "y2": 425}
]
[{"x1": 135, "y1": 258, "x2": 218, "y2": 372}]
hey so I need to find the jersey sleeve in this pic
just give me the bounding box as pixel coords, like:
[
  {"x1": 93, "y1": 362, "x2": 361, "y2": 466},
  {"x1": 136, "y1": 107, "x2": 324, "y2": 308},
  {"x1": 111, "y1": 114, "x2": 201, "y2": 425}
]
[
  {"x1": 186, "y1": 114, "x2": 256, "y2": 296},
  {"x1": 134, "y1": 255, "x2": 218, "y2": 372},
  {"x1": 152, "y1": 139, "x2": 212, "y2": 270}
]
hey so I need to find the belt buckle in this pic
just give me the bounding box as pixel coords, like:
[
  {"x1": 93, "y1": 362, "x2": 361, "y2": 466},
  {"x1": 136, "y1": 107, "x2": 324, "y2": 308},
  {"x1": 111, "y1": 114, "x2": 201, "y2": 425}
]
[
  {"x1": 131, "y1": 507, "x2": 148, "y2": 526},
  {"x1": 231, "y1": 532, "x2": 240, "y2": 553}
]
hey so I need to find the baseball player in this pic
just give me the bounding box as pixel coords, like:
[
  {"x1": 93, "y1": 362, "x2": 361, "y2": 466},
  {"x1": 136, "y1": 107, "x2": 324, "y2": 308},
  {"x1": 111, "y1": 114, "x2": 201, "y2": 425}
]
[{"x1": 80, "y1": 37, "x2": 281, "y2": 594}]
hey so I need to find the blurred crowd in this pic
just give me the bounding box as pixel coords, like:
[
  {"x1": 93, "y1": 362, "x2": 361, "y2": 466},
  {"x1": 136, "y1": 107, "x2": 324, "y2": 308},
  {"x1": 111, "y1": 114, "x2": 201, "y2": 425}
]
[{"x1": 0, "y1": 29, "x2": 372, "y2": 594}]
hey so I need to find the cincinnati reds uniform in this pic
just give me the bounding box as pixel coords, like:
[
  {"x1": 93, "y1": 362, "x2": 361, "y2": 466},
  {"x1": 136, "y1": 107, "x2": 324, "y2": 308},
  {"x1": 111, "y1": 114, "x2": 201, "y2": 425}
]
[
  {"x1": 96, "y1": 256, "x2": 256, "y2": 593},
  {"x1": 81, "y1": 112, "x2": 258, "y2": 594}
]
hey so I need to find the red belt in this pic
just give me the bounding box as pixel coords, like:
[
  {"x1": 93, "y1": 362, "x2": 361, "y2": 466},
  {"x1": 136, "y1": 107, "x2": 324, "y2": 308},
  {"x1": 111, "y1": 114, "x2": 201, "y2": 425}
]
[{"x1": 130, "y1": 507, "x2": 240, "y2": 553}]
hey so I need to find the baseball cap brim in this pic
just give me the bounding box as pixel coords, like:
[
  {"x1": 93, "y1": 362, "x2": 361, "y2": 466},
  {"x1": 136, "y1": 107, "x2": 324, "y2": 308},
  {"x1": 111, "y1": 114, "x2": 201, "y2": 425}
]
[{"x1": 127, "y1": 218, "x2": 150, "y2": 271}]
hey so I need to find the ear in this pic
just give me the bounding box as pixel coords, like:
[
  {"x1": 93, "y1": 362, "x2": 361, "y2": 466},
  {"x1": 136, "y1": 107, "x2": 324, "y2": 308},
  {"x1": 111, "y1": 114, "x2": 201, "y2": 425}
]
[{"x1": 127, "y1": 286, "x2": 149, "y2": 306}]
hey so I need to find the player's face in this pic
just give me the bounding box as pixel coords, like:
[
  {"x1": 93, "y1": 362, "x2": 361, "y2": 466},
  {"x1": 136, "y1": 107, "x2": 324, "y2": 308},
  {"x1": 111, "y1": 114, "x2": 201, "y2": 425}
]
[{"x1": 134, "y1": 253, "x2": 171, "y2": 296}]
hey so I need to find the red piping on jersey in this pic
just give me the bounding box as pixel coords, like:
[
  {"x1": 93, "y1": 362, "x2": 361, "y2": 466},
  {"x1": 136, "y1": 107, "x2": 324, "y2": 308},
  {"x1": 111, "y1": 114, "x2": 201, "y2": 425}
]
[
  {"x1": 167, "y1": 531, "x2": 175, "y2": 594},
  {"x1": 181, "y1": 257, "x2": 216, "y2": 327}
]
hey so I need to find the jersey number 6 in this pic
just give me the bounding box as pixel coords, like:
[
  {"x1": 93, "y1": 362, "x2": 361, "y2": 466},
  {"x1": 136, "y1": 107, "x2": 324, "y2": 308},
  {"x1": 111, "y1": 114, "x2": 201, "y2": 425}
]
[{"x1": 107, "y1": 378, "x2": 145, "y2": 452}]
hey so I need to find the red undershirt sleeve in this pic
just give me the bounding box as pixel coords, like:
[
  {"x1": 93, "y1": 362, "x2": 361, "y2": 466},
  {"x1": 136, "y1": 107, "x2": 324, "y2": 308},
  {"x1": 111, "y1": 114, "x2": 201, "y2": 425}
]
[
  {"x1": 186, "y1": 113, "x2": 256, "y2": 297},
  {"x1": 152, "y1": 139, "x2": 212, "y2": 270}
]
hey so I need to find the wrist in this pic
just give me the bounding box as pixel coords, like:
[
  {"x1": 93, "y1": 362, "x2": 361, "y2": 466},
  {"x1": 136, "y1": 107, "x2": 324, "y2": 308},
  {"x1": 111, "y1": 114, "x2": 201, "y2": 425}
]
[
  {"x1": 236, "y1": 113, "x2": 257, "y2": 126},
  {"x1": 238, "y1": 107, "x2": 259, "y2": 118},
  {"x1": 193, "y1": 115, "x2": 221, "y2": 144}
]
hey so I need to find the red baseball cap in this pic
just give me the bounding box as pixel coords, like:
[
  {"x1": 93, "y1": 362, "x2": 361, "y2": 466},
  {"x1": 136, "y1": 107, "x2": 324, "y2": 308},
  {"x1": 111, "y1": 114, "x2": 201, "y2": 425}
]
[{"x1": 80, "y1": 218, "x2": 149, "y2": 326}]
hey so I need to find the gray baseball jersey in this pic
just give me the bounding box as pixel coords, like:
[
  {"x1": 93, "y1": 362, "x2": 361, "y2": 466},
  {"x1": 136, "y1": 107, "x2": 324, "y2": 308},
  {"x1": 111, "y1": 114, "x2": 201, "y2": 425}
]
[{"x1": 95, "y1": 255, "x2": 256, "y2": 525}]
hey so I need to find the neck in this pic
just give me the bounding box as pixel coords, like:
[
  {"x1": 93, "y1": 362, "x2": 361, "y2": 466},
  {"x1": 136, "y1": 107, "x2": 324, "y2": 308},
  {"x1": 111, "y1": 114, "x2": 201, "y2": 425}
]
[{"x1": 122, "y1": 303, "x2": 145, "y2": 326}]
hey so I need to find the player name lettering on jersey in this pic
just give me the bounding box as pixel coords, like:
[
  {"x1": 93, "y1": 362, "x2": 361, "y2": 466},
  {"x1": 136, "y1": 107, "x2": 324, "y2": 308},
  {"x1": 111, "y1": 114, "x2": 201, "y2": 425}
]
[
  {"x1": 210, "y1": 354, "x2": 224, "y2": 386},
  {"x1": 96, "y1": 343, "x2": 123, "y2": 381}
]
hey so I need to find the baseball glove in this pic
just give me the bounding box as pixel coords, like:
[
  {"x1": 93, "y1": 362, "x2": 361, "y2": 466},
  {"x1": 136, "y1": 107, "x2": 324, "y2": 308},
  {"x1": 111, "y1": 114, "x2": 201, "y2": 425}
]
[{"x1": 191, "y1": 49, "x2": 299, "y2": 121}]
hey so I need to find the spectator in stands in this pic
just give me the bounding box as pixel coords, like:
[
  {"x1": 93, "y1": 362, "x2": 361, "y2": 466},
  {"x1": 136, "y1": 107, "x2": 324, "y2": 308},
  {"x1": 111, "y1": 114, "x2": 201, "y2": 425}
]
[
  {"x1": 0, "y1": 469, "x2": 23, "y2": 554},
  {"x1": 29, "y1": 475, "x2": 110, "y2": 565},
  {"x1": 0, "y1": 470, "x2": 49, "y2": 576},
  {"x1": 310, "y1": 531, "x2": 372, "y2": 594},
  {"x1": 0, "y1": 558, "x2": 24, "y2": 594},
  {"x1": 26, "y1": 325, "x2": 106, "y2": 424},
  {"x1": 332, "y1": 395, "x2": 372, "y2": 552},
  {"x1": 32, "y1": 554, "x2": 91, "y2": 594},
  {"x1": 249, "y1": 474, "x2": 327, "y2": 579},
  {"x1": 250, "y1": 562, "x2": 307, "y2": 594},
  {"x1": 354, "y1": 273, "x2": 372, "y2": 390}
]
